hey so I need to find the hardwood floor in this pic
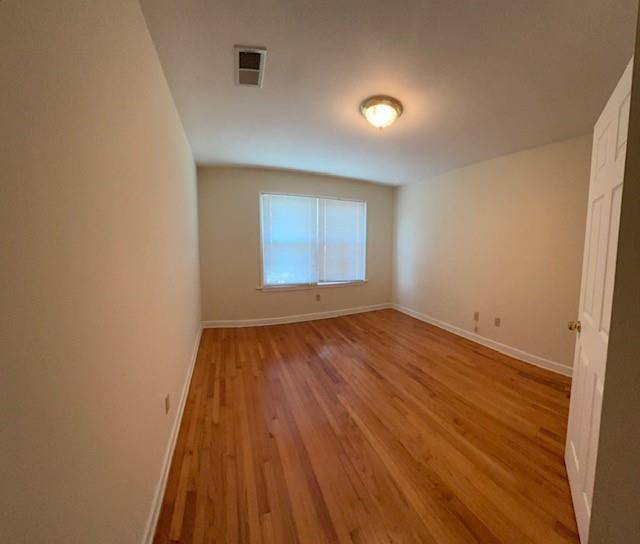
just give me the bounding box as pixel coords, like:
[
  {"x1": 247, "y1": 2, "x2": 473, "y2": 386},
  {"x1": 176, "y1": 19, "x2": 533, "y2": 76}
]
[{"x1": 153, "y1": 309, "x2": 578, "y2": 544}]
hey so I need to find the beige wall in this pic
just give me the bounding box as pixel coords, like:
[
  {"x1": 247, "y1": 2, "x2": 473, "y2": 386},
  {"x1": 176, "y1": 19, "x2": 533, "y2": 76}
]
[
  {"x1": 198, "y1": 167, "x2": 394, "y2": 321},
  {"x1": 0, "y1": 1, "x2": 200, "y2": 542},
  {"x1": 393, "y1": 135, "x2": 592, "y2": 367}
]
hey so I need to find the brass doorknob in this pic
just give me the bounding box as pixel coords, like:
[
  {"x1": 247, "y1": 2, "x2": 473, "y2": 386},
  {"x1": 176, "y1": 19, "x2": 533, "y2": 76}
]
[{"x1": 568, "y1": 320, "x2": 582, "y2": 333}]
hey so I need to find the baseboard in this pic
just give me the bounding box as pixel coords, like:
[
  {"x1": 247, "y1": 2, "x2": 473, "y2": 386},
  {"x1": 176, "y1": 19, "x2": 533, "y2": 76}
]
[
  {"x1": 392, "y1": 304, "x2": 573, "y2": 377},
  {"x1": 201, "y1": 303, "x2": 392, "y2": 328},
  {"x1": 142, "y1": 325, "x2": 203, "y2": 544}
]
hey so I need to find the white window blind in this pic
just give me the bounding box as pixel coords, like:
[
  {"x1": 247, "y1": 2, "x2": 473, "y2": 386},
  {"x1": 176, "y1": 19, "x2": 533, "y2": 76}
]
[
  {"x1": 261, "y1": 194, "x2": 318, "y2": 286},
  {"x1": 260, "y1": 193, "x2": 367, "y2": 286},
  {"x1": 319, "y1": 198, "x2": 366, "y2": 282}
]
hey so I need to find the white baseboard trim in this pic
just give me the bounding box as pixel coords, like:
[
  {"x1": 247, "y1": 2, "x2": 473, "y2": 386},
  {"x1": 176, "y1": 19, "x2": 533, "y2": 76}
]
[
  {"x1": 392, "y1": 304, "x2": 573, "y2": 377},
  {"x1": 142, "y1": 325, "x2": 203, "y2": 544},
  {"x1": 201, "y1": 303, "x2": 392, "y2": 328}
]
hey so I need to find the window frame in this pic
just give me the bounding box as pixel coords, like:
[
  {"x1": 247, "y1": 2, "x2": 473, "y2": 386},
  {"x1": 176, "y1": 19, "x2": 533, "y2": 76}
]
[{"x1": 258, "y1": 191, "x2": 368, "y2": 290}]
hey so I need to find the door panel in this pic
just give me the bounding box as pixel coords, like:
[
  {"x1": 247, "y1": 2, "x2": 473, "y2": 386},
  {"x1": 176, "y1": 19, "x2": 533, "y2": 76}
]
[
  {"x1": 600, "y1": 184, "x2": 623, "y2": 335},
  {"x1": 582, "y1": 195, "x2": 603, "y2": 319},
  {"x1": 565, "y1": 58, "x2": 633, "y2": 544}
]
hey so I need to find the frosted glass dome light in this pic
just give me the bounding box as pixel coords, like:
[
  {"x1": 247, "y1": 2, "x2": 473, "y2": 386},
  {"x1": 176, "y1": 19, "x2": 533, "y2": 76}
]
[{"x1": 360, "y1": 95, "x2": 403, "y2": 129}]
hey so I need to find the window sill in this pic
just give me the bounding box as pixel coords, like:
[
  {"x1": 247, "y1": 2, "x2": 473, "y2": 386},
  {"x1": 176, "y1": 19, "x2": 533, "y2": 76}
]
[{"x1": 257, "y1": 280, "x2": 368, "y2": 292}]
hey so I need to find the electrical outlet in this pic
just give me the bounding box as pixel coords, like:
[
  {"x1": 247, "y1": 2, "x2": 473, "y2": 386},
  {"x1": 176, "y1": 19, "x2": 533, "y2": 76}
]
[
  {"x1": 473, "y1": 311, "x2": 479, "y2": 321},
  {"x1": 315, "y1": 293, "x2": 321, "y2": 302},
  {"x1": 164, "y1": 394, "x2": 170, "y2": 415},
  {"x1": 494, "y1": 317, "x2": 501, "y2": 327}
]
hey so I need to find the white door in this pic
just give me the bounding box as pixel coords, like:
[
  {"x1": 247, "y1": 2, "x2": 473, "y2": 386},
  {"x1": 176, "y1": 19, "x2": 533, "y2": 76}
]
[{"x1": 565, "y1": 58, "x2": 633, "y2": 543}]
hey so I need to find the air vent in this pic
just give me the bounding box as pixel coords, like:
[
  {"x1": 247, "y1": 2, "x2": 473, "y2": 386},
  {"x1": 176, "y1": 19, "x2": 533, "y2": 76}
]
[{"x1": 234, "y1": 46, "x2": 267, "y2": 87}]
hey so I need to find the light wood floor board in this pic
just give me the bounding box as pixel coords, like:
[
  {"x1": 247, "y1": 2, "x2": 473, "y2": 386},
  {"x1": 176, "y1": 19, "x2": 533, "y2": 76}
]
[{"x1": 153, "y1": 309, "x2": 578, "y2": 543}]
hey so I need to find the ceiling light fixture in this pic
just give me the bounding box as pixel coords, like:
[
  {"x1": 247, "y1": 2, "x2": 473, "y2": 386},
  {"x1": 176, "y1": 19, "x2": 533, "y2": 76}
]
[{"x1": 360, "y1": 95, "x2": 403, "y2": 129}]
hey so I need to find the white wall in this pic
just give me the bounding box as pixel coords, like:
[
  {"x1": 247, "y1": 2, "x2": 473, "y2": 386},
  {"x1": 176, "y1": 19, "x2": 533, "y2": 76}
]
[
  {"x1": 393, "y1": 135, "x2": 592, "y2": 368},
  {"x1": 198, "y1": 167, "x2": 394, "y2": 322},
  {"x1": 0, "y1": 1, "x2": 200, "y2": 542}
]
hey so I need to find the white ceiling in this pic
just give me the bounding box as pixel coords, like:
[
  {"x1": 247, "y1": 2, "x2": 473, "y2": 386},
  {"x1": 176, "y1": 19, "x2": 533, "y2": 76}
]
[{"x1": 141, "y1": 0, "x2": 637, "y2": 186}]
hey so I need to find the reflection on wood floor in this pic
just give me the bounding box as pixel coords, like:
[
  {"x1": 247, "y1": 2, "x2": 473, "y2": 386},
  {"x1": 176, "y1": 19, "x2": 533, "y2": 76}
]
[{"x1": 153, "y1": 309, "x2": 578, "y2": 544}]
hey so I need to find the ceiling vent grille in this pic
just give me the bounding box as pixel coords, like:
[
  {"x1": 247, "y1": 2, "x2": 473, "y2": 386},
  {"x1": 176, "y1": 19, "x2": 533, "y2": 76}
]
[{"x1": 234, "y1": 46, "x2": 267, "y2": 87}]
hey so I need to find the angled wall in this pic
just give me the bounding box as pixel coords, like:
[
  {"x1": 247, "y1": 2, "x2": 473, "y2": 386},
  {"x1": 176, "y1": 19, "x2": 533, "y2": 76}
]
[
  {"x1": 0, "y1": 1, "x2": 200, "y2": 541},
  {"x1": 393, "y1": 135, "x2": 592, "y2": 371}
]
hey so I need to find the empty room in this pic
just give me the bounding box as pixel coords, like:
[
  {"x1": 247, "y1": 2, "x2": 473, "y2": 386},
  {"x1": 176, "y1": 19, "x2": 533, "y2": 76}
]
[{"x1": 3, "y1": 1, "x2": 640, "y2": 543}]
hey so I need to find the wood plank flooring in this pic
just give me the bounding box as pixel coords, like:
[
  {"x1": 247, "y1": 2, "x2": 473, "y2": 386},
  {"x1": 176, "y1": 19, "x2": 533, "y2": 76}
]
[{"x1": 153, "y1": 309, "x2": 578, "y2": 544}]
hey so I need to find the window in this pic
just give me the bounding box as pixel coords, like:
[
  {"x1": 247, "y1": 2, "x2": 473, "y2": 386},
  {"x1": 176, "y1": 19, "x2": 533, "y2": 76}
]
[{"x1": 260, "y1": 193, "x2": 367, "y2": 287}]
